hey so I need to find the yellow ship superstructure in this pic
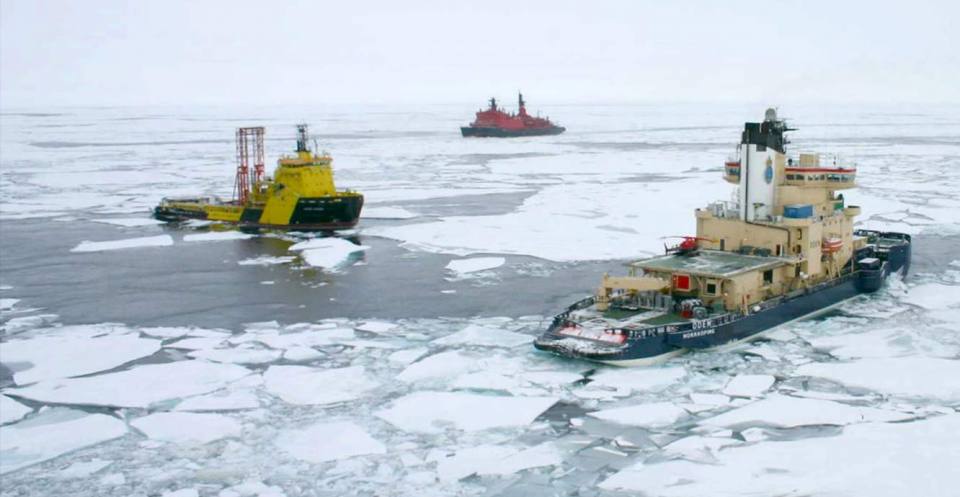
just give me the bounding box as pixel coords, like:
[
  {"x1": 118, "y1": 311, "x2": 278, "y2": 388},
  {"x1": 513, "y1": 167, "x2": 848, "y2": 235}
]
[{"x1": 155, "y1": 124, "x2": 363, "y2": 230}]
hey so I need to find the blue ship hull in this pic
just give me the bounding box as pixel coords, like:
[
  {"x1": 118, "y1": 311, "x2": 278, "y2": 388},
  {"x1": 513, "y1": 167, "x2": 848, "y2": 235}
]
[{"x1": 534, "y1": 231, "x2": 911, "y2": 366}]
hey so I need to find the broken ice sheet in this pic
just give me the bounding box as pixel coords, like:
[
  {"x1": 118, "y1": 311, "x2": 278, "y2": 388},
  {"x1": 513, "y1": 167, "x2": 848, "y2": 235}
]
[
  {"x1": 376, "y1": 391, "x2": 557, "y2": 433},
  {"x1": 699, "y1": 394, "x2": 913, "y2": 428},
  {"x1": 9, "y1": 360, "x2": 251, "y2": 408},
  {"x1": 174, "y1": 389, "x2": 260, "y2": 412},
  {"x1": 587, "y1": 401, "x2": 687, "y2": 427},
  {"x1": 276, "y1": 421, "x2": 385, "y2": 463},
  {"x1": 445, "y1": 257, "x2": 506, "y2": 275},
  {"x1": 1, "y1": 329, "x2": 161, "y2": 384},
  {"x1": 600, "y1": 414, "x2": 960, "y2": 497},
  {"x1": 431, "y1": 324, "x2": 531, "y2": 348},
  {"x1": 587, "y1": 366, "x2": 686, "y2": 394},
  {"x1": 288, "y1": 237, "x2": 369, "y2": 269},
  {"x1": 182, "y1": 231, "x2": 254, "y2": 242},
  {"x1": 262, "y1": 365, "x2": 377, "y2": 406},
  {"x1": 721, "y1": 374, "x2": 775, "y2": 398},
  {"x1": 131, "y1": 412, "x2": 242, "y2": 444},
  {"x1": 70, "y1": 235, "x2": 173, "y2": 252},
  {"x1": 433, "y1": 442, "x2": 561, "y2": 481},
  {"x1": 797, "y1": 357, "x2": 960, "y2": 401},
  {"x1": 0, "y1": 408, "x2": 127, "y2": 474},
  {"x1": 0, "y1": 395, "x2": 32, "y2": 425}
]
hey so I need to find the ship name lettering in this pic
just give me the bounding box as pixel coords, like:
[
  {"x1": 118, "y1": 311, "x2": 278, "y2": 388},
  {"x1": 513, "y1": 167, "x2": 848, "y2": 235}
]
[{"x1": 683, "y1": 329, "x2": 716, "y2": 339}]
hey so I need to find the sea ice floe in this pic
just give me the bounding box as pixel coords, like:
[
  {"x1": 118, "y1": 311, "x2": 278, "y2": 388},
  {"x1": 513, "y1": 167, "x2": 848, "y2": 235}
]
[
  {"x1": 262, "y1": 365, "x2": 377, "y2": 406},
  {"x1": 131, "y1": 412, "x2": 242, "y2": 444},
  {"x1": 376, "y1": 391, "x2": 558, "y2": 433},
  {"x1": 588, "y1": 366, "x2": 686, "y2": 394},
  {"x1": 901, "y1": 283, "x2": 960, "y2": 310},
  {"x1": 699, "y1": 394, "x2": 913, "y2": 428},
  {"x1": 56, "y1": 458, "x2": 112, "y2": 478},
  {"x1": 162, "y1": 489, "x2": 199, "y2": 497},
  {"x1": 237, "y1": 256, "x2": 296, "y2": 266},
  {"x1": 218, "y1": 479, "x2": 287, "y2": 497},
  {"x1": 70, "y1": 235, "x2": 173, "y2": 252},
  {"x1": 1, "y1": 331, "x2": 161, "y2": 384},
  {"x1": 276, "y1": 421, "x2": 385, "y2": 463},
  {"x1": 188, "y1": 345, "x2": 283, "y2": 365},
  {"x1": 166, "y1": 336, "x2": 228, "y2": 350},
  {"x1": 395, "y1": 350, "x2": 479, "y2": 383},
  {"x1": 797, "y1": 357, "x2": 960, "y2": 401},
  {"x1": 587, "y1": 401, "x2": 688, "y2": 427},
  {"x1": 433, "y1": 442, "x2": 561, "y2": 481},
  {"x1": 355, "y1": 320, "x2": 398, "y2": 333},
  {"x1": 368, "y1": 177, "x2": 728, "y2": 262},
  {"x1": 282, "y1": 346, "x2": 324, "y2": 362},
  {"x1": 361, "y1": 206, "x2": 419, "y2": 219},
  {"x1": 431, "y1": 324, "x2": 531, "y2": 348},
  {"x1": 445, "y1": 257, "x2": 506, "y2": 275},
  {"x1": 91, "y1": 217, "x2": 164, "y2": 227},
  {"x1": 0, "y1": 408, "x2": 127, "y2": 475},
  {"x1": 0, "y1": 395, "x2": 32, "y2": 425},
  {"x1": 388, "y1": 347, "x2": 429, "y2": 365},
  {"x1": 182, "y1": 231, "x2": 254, "y2": 242},
  {"x1": 600, "y1": 414, "x2": 960, "y2": 497},
  {"x1": 10, "y1": 360, "x2": 251, "y2": 408},
  {"x1": 174, "y1": 390, "x2": 260, "y2": 412},
  {"x1": 288, "y1": 237, "x2": 370, "y2": 269},
  {"x1": 721, "y1": 374, "x2": 775, "y2": 398}
]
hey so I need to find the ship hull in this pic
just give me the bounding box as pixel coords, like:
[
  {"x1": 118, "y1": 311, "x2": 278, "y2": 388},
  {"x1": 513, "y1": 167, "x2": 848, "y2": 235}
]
[
  {"x1": 154, "y1": 195, "x2": 363, "y2": 231},
  {"x1": 535, "y1": 232, "x2": 911, "y2": 366},
  {"x1": 460, "y1": 126, "x2": 565, "y2": 138}
]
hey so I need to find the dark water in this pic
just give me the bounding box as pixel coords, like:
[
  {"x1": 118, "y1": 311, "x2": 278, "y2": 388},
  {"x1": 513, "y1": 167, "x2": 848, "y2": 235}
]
[
  {"x1": 0, "y1": 218, "x2": 630, "y2": 330},
  {"x1": 1, "y1": 215, "x2": 952, "y2": 331}
]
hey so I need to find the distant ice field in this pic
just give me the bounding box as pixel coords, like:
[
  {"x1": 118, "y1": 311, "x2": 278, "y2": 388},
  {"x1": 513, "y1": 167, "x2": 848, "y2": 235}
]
[{"x1": 1, "y1": 103, "x2": 959, "y2": 496}]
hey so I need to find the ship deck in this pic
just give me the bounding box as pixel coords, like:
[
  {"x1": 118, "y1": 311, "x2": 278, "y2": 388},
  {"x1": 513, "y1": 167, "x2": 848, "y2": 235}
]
[{"x1": 629, "y1": 250, "x2": 791, "y2": 278}]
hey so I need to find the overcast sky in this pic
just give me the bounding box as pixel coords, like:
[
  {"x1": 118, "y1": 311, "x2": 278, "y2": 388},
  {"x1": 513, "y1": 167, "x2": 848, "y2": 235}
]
[{"x1": 1, "y1": 0, "x2": 957, "y2": 107}]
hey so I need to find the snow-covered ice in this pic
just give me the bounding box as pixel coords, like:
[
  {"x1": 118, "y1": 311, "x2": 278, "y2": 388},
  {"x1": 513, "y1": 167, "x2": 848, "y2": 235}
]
[
  {"x1": 721, "y1": 374, "x2": 775, "y2": 398},
  {"x1": 431, "y1": 324, "x2": 531, "y2": 348},
  {"x1": 361, "y1": 206, "x2": 419, "y2": 219},
  {"x1": 70, "y1": 235, "x2": 173, "y2": 252},
  {"x1": 276, "y1": 421, "x2": 385, "y2": 463},
  {"x1": 433, "y1": 442, "x2": 561, "y2": 481},
  {"x1": 56, "y1": 459, "x2": 112, "y2": 478},
  {"x1": 445, "y1": 257, "x2": 505, "y2": 275},
  {"x1": 376, "y1": 391, "x2": 557, "y2": 433},
  {"x1": 797, "y1": 357, "x2": 960, "y2": 401},
  {"x1": 699, "y1": 394, "x2": 913, "y2": 428},
  {"x1": 237, "y1": 256, "x2": 296, "y2": 266},
  {"x1": 91, "y1": 217, "x2": 164, "y2": 227},
  {"x1": 183, "y1": 231, "x2": 255, "y2": 242},
  {"x1": 0, "y1": 408, "x2": 127, "y2": 474},
  {"x1": 288, "y1": 237, "x2": 369, "y2": 269},
  {"x1": 587, "y1": 401, "x2": 688, "y2": 427},
  {"x1": 174, "y1": 390, "x2": 260, "y2": 412},
  {"x1": 1, "y1": 330, "x2": 161, "y2": 384},
  {"x1": 0, "y1": 395, "x2": 32, "y2": 425},
  {"x1": 262, "y1": 365, "x2": 377, "y2": 405},
  {"x1": 601, "y1": 414, "x2": 960, "y2": 497},
  {"x1": 131, "y1": 412, "x2": 242, "y2": 444},
  {"x1": 10, "y1": 360, "x2": 251, "y2": 408}
]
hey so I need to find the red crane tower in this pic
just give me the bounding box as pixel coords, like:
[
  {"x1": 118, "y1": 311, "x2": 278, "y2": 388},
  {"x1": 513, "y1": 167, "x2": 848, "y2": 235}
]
[{"x1": 234, "y1": 127, "x2": 265, "y2": 204}]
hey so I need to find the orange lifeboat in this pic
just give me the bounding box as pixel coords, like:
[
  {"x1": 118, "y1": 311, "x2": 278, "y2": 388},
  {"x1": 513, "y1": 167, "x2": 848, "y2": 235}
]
[{"x1": 822, "y1": 237, "x2": 843, "y2": 254}]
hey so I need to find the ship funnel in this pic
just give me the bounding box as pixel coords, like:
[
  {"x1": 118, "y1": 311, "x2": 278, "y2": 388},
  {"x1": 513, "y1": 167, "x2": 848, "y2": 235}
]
[{"x1": 764, "y1": 108, "x2": 778, "y2": 122}]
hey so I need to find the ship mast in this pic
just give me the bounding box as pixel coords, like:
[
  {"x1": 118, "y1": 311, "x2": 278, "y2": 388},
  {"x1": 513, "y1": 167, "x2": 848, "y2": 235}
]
[{"x1": 234, "y1": 126, "x2": 265, "y2": 204}]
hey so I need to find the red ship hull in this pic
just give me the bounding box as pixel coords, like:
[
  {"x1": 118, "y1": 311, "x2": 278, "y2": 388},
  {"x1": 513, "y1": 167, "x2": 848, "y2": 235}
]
[
  {"x1": 460, "y1": 125, "x2": 565, "y2": 137},
  {"x1": 462, "y1": 93, "x2": 565, "y2": 138}
]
